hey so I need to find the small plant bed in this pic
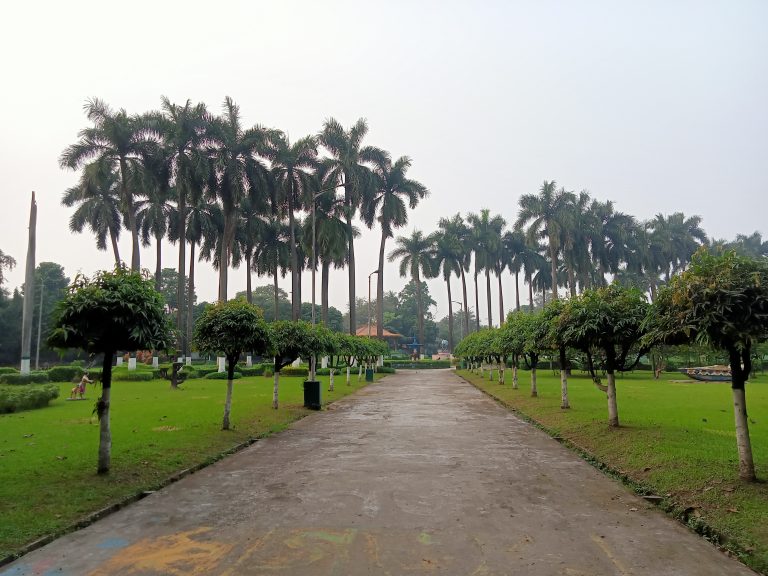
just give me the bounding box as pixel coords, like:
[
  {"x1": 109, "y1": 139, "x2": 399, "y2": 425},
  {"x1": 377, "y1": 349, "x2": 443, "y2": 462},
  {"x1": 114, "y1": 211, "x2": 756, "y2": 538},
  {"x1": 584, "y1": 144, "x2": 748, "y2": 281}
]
[
  {"x1": 0, "y1": 372, "x2": 385, "y2": 561},
  {"x1": 456, "y1": 369, "x2": 768, "y2": 573}
]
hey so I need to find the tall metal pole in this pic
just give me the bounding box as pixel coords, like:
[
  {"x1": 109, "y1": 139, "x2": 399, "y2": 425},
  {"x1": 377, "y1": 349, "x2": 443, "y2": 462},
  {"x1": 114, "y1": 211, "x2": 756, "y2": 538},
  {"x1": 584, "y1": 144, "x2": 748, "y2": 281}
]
[
  {"x1": 367, "y1": 270, "x2": 378, "y2": 338},
  {"x1": 452, "y1": 300, "x2": 464, "y2": 344}
]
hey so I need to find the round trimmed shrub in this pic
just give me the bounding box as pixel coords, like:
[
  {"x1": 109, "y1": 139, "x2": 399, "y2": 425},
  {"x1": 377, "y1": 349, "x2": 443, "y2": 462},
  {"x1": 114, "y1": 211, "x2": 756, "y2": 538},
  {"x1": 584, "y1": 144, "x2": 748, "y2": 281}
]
[
  {"x1": 47, "y1": 366, "x2": 84, "y2": 382},
  {"x1": 204, "y1": 371, "x2": 242, "y2": 380},
  {"x1": 0, "y1": 383, "x2": 59, "y2": 413}
]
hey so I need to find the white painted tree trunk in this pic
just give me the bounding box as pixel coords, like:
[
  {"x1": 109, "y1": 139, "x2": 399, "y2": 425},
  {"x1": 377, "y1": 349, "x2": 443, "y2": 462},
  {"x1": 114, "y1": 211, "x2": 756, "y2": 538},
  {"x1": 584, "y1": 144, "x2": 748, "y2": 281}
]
[
  {"x1": 98, "y1": 386, "x2": 111, "y2": 474},
  {"x1": 530, "y1": 367, "x2": 538, "y2": 397},
  {"x1": 480, "y1": 365, "x2": 484, "y2": 377},
  {"x1": 272, "y1": 372, "x2": 280, "y2": 409},
  {"x1": 358, "y1": 364, "x2": 363, "y2": 382},
  {"x1": 488, "y1": 367, "x2": 493, "y2": 381},
  {"x1": 732, "y1": 387, "x2": 756, "y2": 481},
  {"x1": 560, "y1": 370, "x2": 570, "y2": 409},
  {"x1": 607, "y1": 372, "x2": 619, "y2": 427},
  {"x1": 346, "y1": 366, "x2": 351, "y2": 386},
  {"x1": 512, "y1": 365, "x2": 518, "y2": 389},
  {"x1": 222, "y1": 378, "x2": 234, "y2": 430},
  {"x1": 329, "y1": 369, "x2": 335, "y2": 391}
]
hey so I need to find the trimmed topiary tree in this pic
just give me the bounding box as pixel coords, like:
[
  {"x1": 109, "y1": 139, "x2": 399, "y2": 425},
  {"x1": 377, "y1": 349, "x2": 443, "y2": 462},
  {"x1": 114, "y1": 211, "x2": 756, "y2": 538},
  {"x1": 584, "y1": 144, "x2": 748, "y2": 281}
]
[
  {"x1": 47, "y1": 267, "x2": 172, "y2": 474},
  {"x1": 193, "y1": 299, "x2": 272, "y2": 430}
]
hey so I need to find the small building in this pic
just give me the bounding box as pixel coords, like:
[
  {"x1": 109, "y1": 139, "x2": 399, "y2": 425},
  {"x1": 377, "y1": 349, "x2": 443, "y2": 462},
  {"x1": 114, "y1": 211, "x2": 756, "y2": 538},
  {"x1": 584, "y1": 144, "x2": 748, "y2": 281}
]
[{"x1": 355, "y1": 324, "x2": 403, "y2": 350}]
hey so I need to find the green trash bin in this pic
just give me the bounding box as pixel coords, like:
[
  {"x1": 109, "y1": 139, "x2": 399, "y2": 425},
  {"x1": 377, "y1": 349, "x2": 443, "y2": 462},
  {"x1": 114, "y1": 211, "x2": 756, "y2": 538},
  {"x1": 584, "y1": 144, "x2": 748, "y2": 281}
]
[
  {"x1": 365, "y1": 368, "x2": 374, "y2": 382},
  {"x1": 303, "y1": 380, "x2": 321, "y2": 410}
]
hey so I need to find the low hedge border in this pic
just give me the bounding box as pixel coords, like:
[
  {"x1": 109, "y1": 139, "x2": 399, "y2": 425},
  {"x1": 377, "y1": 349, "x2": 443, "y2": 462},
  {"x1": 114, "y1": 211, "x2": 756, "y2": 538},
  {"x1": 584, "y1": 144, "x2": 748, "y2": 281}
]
[
  {"x1": 47, "y1": 366, "x2": 84, "y2": 382},
  {"x1": 0, "y1": 384, "x2": 60, "y2": 413},
  {"x1": 0, "y1": 372, "x2": 50, "y2": 385},
  {"x1": 204, "y1": 371, "x2": 242, "y2": 380}
]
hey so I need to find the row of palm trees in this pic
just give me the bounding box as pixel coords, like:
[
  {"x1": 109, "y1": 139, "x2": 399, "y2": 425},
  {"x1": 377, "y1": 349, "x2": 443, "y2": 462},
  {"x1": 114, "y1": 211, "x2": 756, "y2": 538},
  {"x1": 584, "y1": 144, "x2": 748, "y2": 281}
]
[
  {"x1": 390, "y1": 180, "x2": 720, "y2": 353},
  {"x1": 60, "y1": 97, "x2": 428, "y2": 355}
]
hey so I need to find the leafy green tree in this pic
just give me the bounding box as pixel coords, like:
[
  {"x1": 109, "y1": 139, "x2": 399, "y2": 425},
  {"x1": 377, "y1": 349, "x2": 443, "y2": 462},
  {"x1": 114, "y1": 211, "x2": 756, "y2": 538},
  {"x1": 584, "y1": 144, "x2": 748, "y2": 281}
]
[
  {"x1": 252, "y1": 216, "x2": 289, "y2": 320},
  {"x1": 319, "y1": 118, "x2": 387, "y2": 334},
  {"x1": 300, "y1": 302, "x2": 344, "y2": 333},
  {"x1": 32, "y1": 263, "x2": 70, "y2": 367},
  {"x1": 239, "y1": 285, "x2": 291, "y2": 323},
  {"x1": 47, "y1": 267, "x2": 172, "y2": 474},
  {"x1": 559, "y1": 285, "x2": 650, "y2": 427},
  {"x1": 645, "y1": 251, "x2": 768, "y2": 481},
  {"x1": 193, "y1": 299, "x2": 272, "y2": 430},
  {"x1": 497, "y1": 312, "x2": 528, "y2": 388},
  {"x1": 388, "y1": 230, "x2": 435, "y2": 355},
  {"x1": 268, "y1": 321, "x2": 334, "y2": 409},
  {"x1": 159, "y1": 268, "x2": 197, "y2": 312},
  {"x1": 541, "y1": 299, "x2": 570, "y2": 408},
  {"x1": 516, "y1": 310, "x2": 549, "y2": 396},
  {"x1": 60, "y1": 99, "x2": 150, "y2": 271},
  {"x1": 61, "y1": 159, "x2": 123, "y2": 265},
  {"x1": 0, "y1": 289, "x2": 22, "y2": 365}
]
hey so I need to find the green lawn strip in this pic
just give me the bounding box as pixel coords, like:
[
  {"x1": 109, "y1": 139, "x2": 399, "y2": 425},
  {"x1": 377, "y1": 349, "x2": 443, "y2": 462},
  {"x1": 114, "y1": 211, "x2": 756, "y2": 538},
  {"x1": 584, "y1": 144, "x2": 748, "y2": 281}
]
[
  {"x1": 0, "y1": 372, "x2": 383, "y2": 560},
  {"x1": 457, "y1": 369, "x2": 768, "y2": 573}
]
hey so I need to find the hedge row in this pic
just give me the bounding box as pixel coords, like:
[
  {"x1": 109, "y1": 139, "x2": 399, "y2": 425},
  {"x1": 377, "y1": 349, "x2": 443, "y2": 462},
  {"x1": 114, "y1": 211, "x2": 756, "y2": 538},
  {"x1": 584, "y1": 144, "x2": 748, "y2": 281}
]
[
  {"x1": 204, "y1": 371, "x2": 242, "y2": 380},
  {"x1": 0, "y1": 371, "x2": 50, "y2": 385},
  {"x1": 0, "y1": 384, "x2": 59, "y2": 413}
]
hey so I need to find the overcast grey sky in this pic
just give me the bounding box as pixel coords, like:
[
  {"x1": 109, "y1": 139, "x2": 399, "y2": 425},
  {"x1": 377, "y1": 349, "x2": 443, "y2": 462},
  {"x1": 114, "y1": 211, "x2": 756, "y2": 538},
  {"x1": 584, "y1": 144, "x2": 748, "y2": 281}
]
[{"x1": 1, "y1": 0, "x2": 766, "y2": 325}]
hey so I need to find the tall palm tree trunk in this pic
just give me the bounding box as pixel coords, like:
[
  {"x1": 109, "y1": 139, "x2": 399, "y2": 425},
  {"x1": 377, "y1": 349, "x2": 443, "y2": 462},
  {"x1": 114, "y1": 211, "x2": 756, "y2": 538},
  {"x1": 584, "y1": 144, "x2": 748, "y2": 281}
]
[
  {"x1": 446, "y1": 280, "x2": 454, "y2": 352},
  {"x1": 288, "y1": 192, "x2": 299, "y2": 320},
  {"x1": 273, "y1": 269, "x2": 280, "y2": 321},
  {"x1": 154, "y1": 234, "x2": 162, "y2": 292},
  {"x1": 119, "y1": 157, "x2": 140, "y2": 271},
  {"x1": 109, "y1": 227, "x2": 121, "y2": 266},
  {"x1": 528, "y1": 277, "x2": 534, "y2": 310},
  {"x1": 347, "y1": 211, "x2": 356, "y2": 334},
  {"x1": 245, "y1": 252, "x2": 252, "y2": 304},
  {"x1": 548, "y1": 238, "x2": 558, "y2": 301},
  {"x1": 460, "y1": 267, "x2": 470, "y2": 336},
  {"x1": 377, "y1": 231, "x2": 387, "y2": 337},
  {"x1": 485, "y1": 269, "x2": 493, "y2": 328},
  {"x1": 186, "y1": 242, "x2": 196, "y2": 364},
  {"x1": 567, "y1": 264, "x2": 577, "y2": 297},
  {"x1": 514, "y1": 270, "x2": 520, "y2": 311},
  {"x1": 322, "y1": 261, "x2": 330, "y2": 325},
  {"x1": 415, "y1": 269, "x2": 424, "y2": 358},
  {"x1": 218, "y1": 213, "x2": 235, "y2": 302},
  {"x1": 176, "y1": 193, "x2": 186, "y2": 357},
  {"x1": 473, "y1": 270, "x2": 480, "y2": 330},
  {"x1": 497, "y1": 270, "x2": 504, "y2": 325}
]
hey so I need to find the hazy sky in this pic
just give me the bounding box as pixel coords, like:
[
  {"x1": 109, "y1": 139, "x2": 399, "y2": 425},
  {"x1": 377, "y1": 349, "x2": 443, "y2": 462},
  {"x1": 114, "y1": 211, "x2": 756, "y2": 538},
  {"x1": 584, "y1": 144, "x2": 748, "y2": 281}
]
[{"x1": 1, "y1": 0, "x2": 766, "y2": 326}]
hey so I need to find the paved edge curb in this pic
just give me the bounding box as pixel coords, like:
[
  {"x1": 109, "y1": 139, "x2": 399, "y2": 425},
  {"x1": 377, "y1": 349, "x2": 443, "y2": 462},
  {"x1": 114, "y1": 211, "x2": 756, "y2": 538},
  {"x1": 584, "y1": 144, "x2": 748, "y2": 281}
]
[
  {"x1": 454, "y1": 371, "x2": 762, "y2": 576},
  {"x1": 0, "y1": 375, "x2": 389, "y2": 569}
]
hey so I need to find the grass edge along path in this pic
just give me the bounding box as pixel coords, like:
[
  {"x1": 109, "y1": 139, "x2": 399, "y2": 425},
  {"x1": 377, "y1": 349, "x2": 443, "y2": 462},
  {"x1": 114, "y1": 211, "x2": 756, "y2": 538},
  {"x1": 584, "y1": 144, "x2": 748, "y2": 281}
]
[
  {"x1": 0, "y1": 372, "x2": 385, "y2": 565},
  {"x1": 455, "y1": 368, "x2": 768, "y2": 575}
]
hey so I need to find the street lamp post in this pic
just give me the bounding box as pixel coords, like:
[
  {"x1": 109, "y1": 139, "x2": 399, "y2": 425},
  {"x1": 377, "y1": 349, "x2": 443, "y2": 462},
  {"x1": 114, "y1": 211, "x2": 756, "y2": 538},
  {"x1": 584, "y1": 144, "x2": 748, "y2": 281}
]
[{"x1": 367, "y1": 270, "x2": 379, "y2": 338}]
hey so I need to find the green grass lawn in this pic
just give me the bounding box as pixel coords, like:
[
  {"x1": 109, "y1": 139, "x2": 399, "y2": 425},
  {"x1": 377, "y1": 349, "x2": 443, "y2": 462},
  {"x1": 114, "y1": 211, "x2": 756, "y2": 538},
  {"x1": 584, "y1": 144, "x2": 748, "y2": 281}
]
[
  {"x1": 0, "y1": 372, "x2": 381, "y2": 560},
  {"x1": 458, "y1": 368, "x2": 768, "y2": 573}
]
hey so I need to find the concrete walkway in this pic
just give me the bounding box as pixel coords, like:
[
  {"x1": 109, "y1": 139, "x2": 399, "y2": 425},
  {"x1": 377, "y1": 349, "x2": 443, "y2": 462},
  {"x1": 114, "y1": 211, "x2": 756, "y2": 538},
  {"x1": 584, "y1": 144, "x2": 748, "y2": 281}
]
[{"x1": 2, "y1": 369, "x2": 754, "y2": 575}]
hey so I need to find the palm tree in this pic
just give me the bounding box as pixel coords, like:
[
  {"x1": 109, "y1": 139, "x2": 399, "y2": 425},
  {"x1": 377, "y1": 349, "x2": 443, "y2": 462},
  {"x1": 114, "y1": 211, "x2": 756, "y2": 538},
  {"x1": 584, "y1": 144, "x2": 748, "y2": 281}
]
[
  {"x1": 136, "y1": 184, "x2": 173, "y2": 291},
  {"x1": 516, "y1": 181, "x2": 575, "y2": 301},
  {"x1": 253, "y1": 216, "x2": 290, "y2": 320},
  {"x1": 518, "y1": 241, "x2": 547, "y2": 310},
  {"x1": 61, "y1": 159, "x2": 123, "y2": 265},
  {"x1": 303, "y1": 185, "x2": 354, "y2": 325},
  {"x1": 559, "y1": 191, "x2": 590, "y2": 296},
  {"x1": 319, "y1": 118, "x2": 387, "y2": 333},
  {"x1": 503, "y1": 230, "x2": 527, "y2": 312},
  {"x1": 364, "y1": 156, "x2": 428, "y2": 337},
  {"x1": 467, "y1": 209, "x2": 505, "y2": 328},
  {"x1": 60, "y1": 98, "x2": 150, "y2": 271},
  {"x1": 207, "y1": 97, "x2": 273, "y2": 302},
  {"x1": 439, "y1": 214, "x2": 472, "y2": 335},
  {"x1": 388, "y1": 230, "x2": 435, "y2": 356},
  {"x1": 233, "y1": 196, "x2": 265, "y2": 304},
  {"x1": 265, "y1": 133, "x2": 317, "y2": 320},
  {"x1": 731, "y1": 232, "x2": 768, "y2": 258},
  {"x1": 151, "y1": 97, "x2": 210, "y2": 354},
  {"x1": 646, "y1": 212, "x2": 708, "y2": 286},
  {"x1": 588, "y1": 199, "x2": 636, "y2": 288},
  {"x1": 432, "y1": 229, "x2": 462, "y2": 351}
]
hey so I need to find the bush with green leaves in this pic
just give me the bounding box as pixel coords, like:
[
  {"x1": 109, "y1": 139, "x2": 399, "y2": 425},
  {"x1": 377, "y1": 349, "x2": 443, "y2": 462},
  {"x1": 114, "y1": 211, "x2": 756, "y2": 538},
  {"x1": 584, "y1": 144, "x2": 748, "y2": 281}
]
[
  {"x1": 240, "y1": 365, "x2": 265, "y2": 377},
  {"x1": 279, "y1": 367, "x2": 309, "y2": 377},
  {"x1": 0, "y1": 367, "x2": 20, "y2": 375},
  {"x1": 112, "y1": 371, "x2": 154, "y2": 381},
  {"x1": 0, "y1": 371, "x2": 50, "y2": 385},
  {"x1": 47, "y1": 366, "x2": 84, "y2": 382},
  {"x1": 0, "y1": 383, "x2": 59, "y2": 413},
  {"x1": 204, "y1": 371, "x2": 242, "y2": 380}
]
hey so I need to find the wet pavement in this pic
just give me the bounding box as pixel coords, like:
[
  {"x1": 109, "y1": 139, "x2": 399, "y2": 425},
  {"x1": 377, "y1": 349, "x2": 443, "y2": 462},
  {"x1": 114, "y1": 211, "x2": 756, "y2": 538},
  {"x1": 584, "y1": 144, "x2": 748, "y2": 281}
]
[{"x1": 2, "y1": 369, "x2": 755, "y2": 575}]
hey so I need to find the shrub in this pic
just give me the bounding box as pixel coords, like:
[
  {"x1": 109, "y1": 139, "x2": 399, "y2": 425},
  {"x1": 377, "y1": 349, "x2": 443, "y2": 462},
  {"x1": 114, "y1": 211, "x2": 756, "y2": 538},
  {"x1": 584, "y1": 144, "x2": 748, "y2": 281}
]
[
  {"x1": 279, "y1": 367, "x2": 308, "y2": 377},
  {"x1": 180, "y1": 368, "x2": 200, "y2": 379},
  {"x1": 112, "y1": 371, "x2": 154, "y2": 381},
  {"x1": 240, "y1": 365, "x2": 265, "y2": 376},
  {"x1": 263, "y1": 368, "x2": 274, "y2": 378},
  {"x1": 204, "y1": 371, "x2": 242, "y2": 380},
  {"x1": 0, "y1": 367, "x2": 20, "y2": 375},
  {"x1": 69, "y1": 359, "x2": 85, "y2": 367},
  {"x1": 377, "y1": 366, "x2": 396, "y2": 374},
  {"x1": 0, "y1": 371, "x2": 50, "y2": 385},
  {"x1": 0, "y1": 384, "x2": 59, "y2": 413},
  {"x1": 47, "y1": 366, "x2": 84, "y2": 382},
  {"x1": 195, "y1": 367, "x2": 220, "y2": 377}
]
